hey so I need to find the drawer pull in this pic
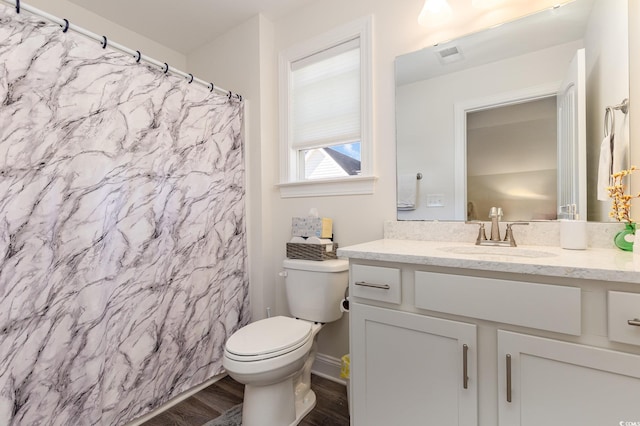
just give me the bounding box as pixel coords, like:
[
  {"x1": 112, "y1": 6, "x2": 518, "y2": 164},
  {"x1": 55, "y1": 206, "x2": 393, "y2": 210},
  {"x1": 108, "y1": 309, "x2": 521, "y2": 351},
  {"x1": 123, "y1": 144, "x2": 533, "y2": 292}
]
[
  {"x1": 355, "y1": 281, "x2": 390, "y2": 290},
  {"x1": 628, "y1": 318, "x2": 640, "y2": 327},
  {"x1": 506, "y1": 354, "x2": 512, "y2": 403},
  {"x1": 463, "y1": 344, "x2": 469, "y2": 389}
]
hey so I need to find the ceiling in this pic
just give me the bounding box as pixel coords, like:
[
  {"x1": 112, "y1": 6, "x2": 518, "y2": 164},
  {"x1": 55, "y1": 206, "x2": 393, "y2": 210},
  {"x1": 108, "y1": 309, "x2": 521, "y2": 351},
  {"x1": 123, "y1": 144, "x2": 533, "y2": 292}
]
[
  {"x1": 395, "y1": 0, "x2": 594, "y2": 87},
  {"x1": 67, "y1": 0, "x2": 573, "y2": 57},
  {"x1": 68, "y1": 0, "x2": 315, "y2": 54}
]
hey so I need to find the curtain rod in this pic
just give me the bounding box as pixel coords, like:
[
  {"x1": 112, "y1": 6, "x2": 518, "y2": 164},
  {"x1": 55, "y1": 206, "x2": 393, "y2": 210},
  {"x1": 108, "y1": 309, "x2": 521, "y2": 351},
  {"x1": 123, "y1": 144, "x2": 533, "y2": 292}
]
[{"x1": 1, "y1": 0, "x2": 242, "y2": 100}]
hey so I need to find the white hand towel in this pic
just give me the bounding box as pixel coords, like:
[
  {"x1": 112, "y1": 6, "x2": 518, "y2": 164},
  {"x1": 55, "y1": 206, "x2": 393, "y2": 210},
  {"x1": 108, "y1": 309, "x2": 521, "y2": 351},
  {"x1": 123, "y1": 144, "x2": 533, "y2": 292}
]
[
  {"x1": 613, "y1": 114, "x2": 629, "y2": 175},
  {"x1": 597, "y1": 134, "x2": 613, "y2": 201},
  {"x1": 397, "y1": 173, "x2": 418, "y2": 210}
]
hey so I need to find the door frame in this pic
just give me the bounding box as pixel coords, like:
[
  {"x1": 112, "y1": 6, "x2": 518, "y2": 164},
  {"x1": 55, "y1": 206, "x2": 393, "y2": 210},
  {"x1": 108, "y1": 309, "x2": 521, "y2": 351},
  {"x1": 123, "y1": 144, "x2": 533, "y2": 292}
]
[{"x1": 453, "y1": 82, "x2": 561, "y2": 221}]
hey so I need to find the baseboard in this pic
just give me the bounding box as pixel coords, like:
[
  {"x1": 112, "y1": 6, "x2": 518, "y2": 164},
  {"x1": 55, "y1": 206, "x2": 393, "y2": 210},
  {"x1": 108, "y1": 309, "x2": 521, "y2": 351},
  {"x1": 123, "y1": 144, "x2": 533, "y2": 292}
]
[
  {"x1": 311, "y1": 352, "x2": 347, "y2": 386},
  {"x1": 125, "y1": 373, "x2": 227, "y2": 425}
]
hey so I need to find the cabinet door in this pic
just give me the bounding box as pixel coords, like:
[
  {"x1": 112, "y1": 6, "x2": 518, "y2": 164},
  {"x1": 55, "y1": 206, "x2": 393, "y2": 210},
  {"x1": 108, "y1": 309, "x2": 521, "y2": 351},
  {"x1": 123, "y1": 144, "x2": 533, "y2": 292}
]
[
  {"x1": 498, "y1": 330, "x2": 640, "y2": 426},
  {"x1": 350, "y1": 303, "x2": 477, "y2": 426}
]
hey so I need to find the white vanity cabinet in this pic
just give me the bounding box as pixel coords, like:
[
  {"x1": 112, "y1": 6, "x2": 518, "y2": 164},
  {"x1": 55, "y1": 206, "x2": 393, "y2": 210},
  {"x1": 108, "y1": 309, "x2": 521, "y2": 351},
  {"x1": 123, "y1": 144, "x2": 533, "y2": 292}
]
[
  {"x1": 497, "y1": 330, "x2": 640, "y2": 425},
  {"x1": 351, "y1": 303, "x2": 477, "y2": 426},
  {"x1": 346, "y1": 252, "x2": 640, "y2": 426}
]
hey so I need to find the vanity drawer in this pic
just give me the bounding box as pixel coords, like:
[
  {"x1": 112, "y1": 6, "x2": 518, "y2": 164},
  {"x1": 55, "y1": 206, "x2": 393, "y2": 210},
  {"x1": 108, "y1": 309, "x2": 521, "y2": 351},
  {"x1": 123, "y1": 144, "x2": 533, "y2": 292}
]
[
  {"x1": 608, "y1": 291, "x2": 640, "y2": 346},
  {"x1": 414, "y1": 271, "x2": 581, "y2": 335},
  {"x1": 351, "y1": 264, "x2": 401, "y2": 304}
]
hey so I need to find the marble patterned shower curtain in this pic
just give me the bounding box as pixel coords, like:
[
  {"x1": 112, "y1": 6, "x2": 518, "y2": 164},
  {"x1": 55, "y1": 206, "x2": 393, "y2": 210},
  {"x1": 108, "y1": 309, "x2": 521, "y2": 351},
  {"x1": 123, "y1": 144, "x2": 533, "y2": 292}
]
[{"x1": 0, "y1": 4, "x2": 249, "y2": 425}]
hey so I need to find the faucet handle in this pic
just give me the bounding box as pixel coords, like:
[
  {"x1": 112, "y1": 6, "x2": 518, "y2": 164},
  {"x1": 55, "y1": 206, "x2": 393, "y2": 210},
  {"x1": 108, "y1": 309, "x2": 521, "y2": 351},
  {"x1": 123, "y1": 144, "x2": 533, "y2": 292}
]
[
  {"x1": 507, "y1": 221, "x2": 529, "y2": 228},
  {"x1": 474, "y1": 222, "x2": 488, "y2": 245},
  {"x1": 504, "y1": 222, "x2": 529, "y2": 247}
]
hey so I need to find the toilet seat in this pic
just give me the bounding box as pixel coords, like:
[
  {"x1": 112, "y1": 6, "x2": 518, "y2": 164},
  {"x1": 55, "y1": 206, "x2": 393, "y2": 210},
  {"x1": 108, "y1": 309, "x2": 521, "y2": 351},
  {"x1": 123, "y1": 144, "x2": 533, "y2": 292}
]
[{"x1": 225, "y1": 316, "x2": 312, "y2": 362}]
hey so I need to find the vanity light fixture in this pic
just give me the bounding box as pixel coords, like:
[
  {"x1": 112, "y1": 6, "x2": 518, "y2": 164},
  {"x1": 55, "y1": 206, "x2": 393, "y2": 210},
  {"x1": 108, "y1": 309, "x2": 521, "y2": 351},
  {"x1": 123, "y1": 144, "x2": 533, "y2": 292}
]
[
  {"x1": 418, "y1": 0, "x2": 453, "y2": 27},
  {"x1": 471, "y1": 0, "x2": 507, "y2": 9}
]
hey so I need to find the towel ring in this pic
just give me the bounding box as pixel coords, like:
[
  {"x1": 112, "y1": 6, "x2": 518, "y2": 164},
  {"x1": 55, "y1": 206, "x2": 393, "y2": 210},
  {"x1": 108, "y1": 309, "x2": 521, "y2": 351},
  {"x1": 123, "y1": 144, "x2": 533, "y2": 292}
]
[
  {"x1": 604, "y1": 107, "x2": 615, "y2": 138},
  {"x1": 619, "y1": 98, "x2": 629, "y2": 114}
]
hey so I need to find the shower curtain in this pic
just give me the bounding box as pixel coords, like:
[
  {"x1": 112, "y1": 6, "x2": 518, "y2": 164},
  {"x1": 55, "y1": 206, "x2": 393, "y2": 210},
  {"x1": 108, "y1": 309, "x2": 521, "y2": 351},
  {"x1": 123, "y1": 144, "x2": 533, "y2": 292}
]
[{"x1": 0, "y1": 4, "x2": 249, "y2": 425}]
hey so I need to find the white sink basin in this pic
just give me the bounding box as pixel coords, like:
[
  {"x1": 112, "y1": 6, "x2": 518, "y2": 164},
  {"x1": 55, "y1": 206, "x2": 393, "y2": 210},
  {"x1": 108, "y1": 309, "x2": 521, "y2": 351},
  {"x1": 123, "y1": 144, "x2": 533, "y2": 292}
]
[{"x1": 438, "y1": 245, "x2": 557, "y2": 258}]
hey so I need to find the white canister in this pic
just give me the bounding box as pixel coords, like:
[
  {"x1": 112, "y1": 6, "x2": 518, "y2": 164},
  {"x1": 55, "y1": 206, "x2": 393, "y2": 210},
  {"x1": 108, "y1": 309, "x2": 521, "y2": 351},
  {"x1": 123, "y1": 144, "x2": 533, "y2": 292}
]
[{"x1": 560, "y1": 219, "x2": 587, "y2": 250}]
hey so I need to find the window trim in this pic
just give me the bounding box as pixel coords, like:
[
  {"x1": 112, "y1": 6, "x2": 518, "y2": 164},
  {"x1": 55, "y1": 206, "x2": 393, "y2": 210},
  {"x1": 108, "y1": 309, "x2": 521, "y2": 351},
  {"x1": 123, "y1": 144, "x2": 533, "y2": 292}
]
[{"x1": 277, "y1": 16, "x2": 374, "y2": 198}]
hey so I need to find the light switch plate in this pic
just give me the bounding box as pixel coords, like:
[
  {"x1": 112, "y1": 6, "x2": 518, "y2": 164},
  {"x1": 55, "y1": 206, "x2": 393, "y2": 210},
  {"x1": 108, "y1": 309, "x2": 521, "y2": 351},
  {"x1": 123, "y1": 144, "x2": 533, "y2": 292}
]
[{"x1": 426, "y1": 194, "x2": 444, "y2": 207}]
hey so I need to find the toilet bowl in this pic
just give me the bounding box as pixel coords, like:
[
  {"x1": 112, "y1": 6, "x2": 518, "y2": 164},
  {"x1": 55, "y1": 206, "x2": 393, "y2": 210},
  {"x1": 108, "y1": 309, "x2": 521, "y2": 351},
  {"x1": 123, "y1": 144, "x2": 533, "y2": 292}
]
[{"x1": 222, "y1": 258, "x2": 348, "y2": 426}]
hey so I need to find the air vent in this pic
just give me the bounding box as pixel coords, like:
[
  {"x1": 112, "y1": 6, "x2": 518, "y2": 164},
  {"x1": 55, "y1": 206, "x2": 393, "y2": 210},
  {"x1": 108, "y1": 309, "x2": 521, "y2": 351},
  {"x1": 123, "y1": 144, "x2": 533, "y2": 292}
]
[
  {"x1": 435, "y1": 45, "x2": 464, "y2": 65},
  {"x1": 439, "y1": 46, "x2": 459, "y2": 58}
]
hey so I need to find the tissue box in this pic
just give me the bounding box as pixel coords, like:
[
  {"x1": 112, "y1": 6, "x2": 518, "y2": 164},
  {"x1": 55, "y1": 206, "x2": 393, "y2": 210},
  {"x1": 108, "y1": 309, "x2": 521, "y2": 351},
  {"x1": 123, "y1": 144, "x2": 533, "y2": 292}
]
[{"x1": 291, "y1": 217, "x2": 333, "y2": 238}]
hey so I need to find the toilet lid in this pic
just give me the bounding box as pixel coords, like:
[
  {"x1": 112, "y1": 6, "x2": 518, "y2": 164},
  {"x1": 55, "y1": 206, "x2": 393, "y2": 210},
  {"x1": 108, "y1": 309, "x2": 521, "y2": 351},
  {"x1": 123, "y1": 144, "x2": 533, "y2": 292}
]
[{"x1": 225, "y1": 316, "x2": 312, "y2": 360}]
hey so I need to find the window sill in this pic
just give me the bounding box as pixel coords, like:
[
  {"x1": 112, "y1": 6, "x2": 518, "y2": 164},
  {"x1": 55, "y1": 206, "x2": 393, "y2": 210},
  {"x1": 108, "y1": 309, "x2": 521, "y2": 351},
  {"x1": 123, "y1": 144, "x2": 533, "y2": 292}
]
[{"x1": 277, "y1": 175, "x2": 377, "y2": 198}]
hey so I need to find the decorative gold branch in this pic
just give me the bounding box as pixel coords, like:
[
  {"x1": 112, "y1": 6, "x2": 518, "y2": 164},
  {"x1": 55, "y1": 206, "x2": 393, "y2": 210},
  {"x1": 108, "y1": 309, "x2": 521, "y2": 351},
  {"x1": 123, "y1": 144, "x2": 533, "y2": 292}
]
[{"x1": 608, "y1": 166, "x2": 640, "y2": 223}]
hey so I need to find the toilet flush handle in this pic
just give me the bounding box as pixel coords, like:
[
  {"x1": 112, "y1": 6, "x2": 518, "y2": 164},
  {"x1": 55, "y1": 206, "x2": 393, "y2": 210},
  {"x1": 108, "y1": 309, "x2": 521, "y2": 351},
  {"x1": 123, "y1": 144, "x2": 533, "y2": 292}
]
[{"x1": 278, "y1": 271, "x2": 288, "y2": 277}]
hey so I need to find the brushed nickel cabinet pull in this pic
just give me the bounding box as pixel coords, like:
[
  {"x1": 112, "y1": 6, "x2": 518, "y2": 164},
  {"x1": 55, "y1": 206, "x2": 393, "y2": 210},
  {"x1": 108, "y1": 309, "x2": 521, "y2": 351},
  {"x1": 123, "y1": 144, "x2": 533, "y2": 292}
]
[
  {"x1": 506, "y1": 354, "x2": 512, "y2": 403},
  {"x1": 463, "y1": 344, "x2": 469, "y2": 389},
  {"x1": 355, "y1": 281, "x2": 390, "y2": 290},
  {"x1": 628, "y1": 318, "x2": 640, "y2": 327}
]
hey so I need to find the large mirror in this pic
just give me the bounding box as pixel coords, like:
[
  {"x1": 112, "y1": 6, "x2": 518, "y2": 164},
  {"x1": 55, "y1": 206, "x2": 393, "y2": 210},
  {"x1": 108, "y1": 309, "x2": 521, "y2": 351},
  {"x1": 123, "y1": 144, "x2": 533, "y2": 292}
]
[{"x1": 395, "y1": 0, "x2": 630, "y2": 222}]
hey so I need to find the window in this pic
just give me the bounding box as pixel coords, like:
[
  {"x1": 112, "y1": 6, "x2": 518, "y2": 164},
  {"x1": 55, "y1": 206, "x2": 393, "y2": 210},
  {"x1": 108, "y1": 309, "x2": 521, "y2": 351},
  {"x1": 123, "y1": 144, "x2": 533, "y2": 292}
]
[{"x1": 278, "y1": 17, "x2": 374, "y2": 197}]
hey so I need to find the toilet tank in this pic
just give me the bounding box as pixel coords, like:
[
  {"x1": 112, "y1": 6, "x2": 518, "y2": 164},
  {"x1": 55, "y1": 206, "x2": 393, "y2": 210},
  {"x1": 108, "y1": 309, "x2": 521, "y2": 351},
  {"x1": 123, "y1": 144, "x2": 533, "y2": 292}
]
[{"x1": 283, "y1": 258, "x2": 349, "y2": 323}]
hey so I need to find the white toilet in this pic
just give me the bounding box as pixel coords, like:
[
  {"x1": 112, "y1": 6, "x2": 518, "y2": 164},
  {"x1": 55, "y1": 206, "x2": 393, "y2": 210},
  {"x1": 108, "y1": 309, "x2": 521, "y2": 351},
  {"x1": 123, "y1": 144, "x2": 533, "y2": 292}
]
[{"x1": 222, "y1": 258, "x2": 349, "y2": 426}]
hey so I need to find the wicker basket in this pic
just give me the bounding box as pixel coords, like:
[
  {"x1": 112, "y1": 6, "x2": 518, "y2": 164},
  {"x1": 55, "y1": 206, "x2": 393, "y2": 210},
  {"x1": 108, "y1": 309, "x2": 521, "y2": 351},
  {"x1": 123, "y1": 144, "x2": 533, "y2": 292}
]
[{"x1": 286, "y1": 242, "x2": 338, "y2": 261}]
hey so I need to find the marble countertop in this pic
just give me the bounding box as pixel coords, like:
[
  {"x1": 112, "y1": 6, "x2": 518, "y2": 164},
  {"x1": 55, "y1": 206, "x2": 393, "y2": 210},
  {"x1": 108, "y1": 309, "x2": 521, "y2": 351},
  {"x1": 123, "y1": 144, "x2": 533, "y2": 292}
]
[{"x1": 337, "y1": 239, "x2": 640, "y2": 284}]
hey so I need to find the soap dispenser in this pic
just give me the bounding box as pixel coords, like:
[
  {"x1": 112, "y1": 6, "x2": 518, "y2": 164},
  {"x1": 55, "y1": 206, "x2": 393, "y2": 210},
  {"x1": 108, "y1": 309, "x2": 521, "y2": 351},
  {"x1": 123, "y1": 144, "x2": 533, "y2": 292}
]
[{"x1": 560, "y1": 209, "x2": 587, "y2": 250}]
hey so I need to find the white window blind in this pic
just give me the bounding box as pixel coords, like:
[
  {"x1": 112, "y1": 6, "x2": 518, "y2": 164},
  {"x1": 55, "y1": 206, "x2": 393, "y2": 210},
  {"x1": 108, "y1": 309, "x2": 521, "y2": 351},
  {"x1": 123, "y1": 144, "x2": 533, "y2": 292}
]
[{"x1": 291, "y1": 38, "x2": 360, "y2": 150}]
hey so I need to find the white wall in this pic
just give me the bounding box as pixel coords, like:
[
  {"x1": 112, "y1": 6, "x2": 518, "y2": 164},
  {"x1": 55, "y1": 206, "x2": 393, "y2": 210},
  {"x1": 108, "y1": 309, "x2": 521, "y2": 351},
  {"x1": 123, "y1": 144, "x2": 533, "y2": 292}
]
[
  {"x1": 186, "y1": 0, "x2": 585, "y2": 362},
  {"x1": 268, "y1": 0, "x2": 569, "y2": 360},
  {"x1": 187, "y1": 7, "x2": 383, "y2": 358},
  {"x1": 584, "y1": 0, "x2": 629, "y2": 221},
  {"x1": 24, "y1": 0, "x2": 185, "y2": 69}
]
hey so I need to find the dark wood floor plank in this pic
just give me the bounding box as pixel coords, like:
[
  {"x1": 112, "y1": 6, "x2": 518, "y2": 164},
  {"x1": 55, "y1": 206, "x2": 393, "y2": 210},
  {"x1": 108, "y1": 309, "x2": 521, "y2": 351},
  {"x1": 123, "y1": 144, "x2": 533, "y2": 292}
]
[
  {"x1": 191, "y1": 376, "x2": 244, "y2": 414},
  {"x1": 299, "y1": 375, "x2": 349, "y2": 426},
  {"x1": 141, "y1": 374, "x2": 349, "y2": 426},
  {"x1": 142, "y1": 394, "x2": 223, "y2": 426}
]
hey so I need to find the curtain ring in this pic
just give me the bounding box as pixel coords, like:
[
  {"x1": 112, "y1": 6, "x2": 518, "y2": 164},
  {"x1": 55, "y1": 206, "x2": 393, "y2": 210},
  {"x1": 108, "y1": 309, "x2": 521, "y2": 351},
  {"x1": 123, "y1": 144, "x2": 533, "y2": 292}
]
[
  {"x1": 236, "y1": 94, "x2": 242, "y2": 101},
  {"x1": 101, "y1": 35, "x2": 107, "y2": 49},
  {"x1": 134, "y1": 50, "x2": 141, "y2": 63},
  {"x1": 62, "y1": 19, "x2": 69, "y2": 33},
  {"x1": 228, "y1": 91, "x2": 233, "y2": 100},
  {"x1": 16, "y1": 0, "x2": 20, "y2": 13},
  {"x1": 187, "y1": 73, "x2": 194, "y2": 84},
  {"x1": 163, "y1": 63, "x2": 169, "y2": 74},
  {"x1": 209, "y1": 83, "x2": 215, "y2": 92}
]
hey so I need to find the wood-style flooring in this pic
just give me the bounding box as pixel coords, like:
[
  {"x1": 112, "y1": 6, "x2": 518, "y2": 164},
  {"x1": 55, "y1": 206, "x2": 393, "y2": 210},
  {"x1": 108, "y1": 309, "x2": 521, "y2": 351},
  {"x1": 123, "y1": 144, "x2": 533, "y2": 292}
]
[{"x1": 142, "y1": 374, "x2": 350, "y2": 426}]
